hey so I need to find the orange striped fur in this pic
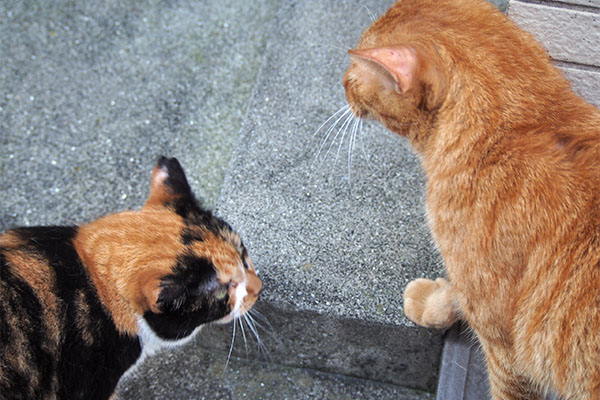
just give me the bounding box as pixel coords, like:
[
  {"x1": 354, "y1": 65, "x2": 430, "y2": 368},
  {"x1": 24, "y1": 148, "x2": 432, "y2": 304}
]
[{"x1": 343, "y1": 0, "x2": 600, "y2": 398}]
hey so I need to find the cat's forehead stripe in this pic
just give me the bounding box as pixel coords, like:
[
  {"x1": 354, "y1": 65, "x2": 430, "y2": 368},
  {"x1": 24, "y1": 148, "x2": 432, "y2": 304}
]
[{"x1": 189, "y1": 233, "x2": 241, "y2": 278}]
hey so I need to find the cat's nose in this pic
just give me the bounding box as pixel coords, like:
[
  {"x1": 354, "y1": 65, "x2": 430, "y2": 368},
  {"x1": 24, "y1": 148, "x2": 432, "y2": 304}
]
[{"x1": 246, "y1": 273, "x2": 262, "y2": 297}]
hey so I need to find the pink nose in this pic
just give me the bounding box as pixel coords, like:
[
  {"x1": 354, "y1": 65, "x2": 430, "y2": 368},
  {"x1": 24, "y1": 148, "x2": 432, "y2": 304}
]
[{"x1": 246, "y1": 273, "x2": 262, "y2": 297}]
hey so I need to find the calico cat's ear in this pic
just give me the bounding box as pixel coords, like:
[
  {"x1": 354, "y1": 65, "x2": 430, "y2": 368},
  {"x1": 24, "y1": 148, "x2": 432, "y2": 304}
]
[
  {"x1": 349, "y1": 46, "x2": 446, "y2": 109},
  {"x1": 144, "y1": 156, "x2": 193, "y2": 208},
  {"x1": 140, "y1": 275, "x2": 187, "y2": 314},
  {"x1": 349, "y1": 46, "x2": 417, "y2": 93}
]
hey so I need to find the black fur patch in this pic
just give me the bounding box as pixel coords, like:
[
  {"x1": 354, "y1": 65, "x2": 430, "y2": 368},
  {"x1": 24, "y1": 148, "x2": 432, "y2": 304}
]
[
  {"x1": 143, "y1": 255, "x2": 230, "y2": 340},
  {"x1": 158, "y1": 157, "x2": 192, "y2": 198},
  {"x1": 0, "y1": 254, "x2": 54, "y2": 399},
  {"x1": 1, "y1": 227, "x2": 141, "y2": 400}
]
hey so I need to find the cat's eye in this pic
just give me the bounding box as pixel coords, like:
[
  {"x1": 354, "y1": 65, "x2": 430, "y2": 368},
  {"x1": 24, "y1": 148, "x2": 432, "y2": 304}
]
[{"x1": 215, "y1": 288, "x2": 228, "y2": 300}]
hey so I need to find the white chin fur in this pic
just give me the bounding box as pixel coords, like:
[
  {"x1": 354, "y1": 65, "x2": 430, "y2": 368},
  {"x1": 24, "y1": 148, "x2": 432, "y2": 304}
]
[
  {"x1": 122, "y1": 316, "x2": 205, "y2": 380},
  {"x1": 136, "y1": 315, "x2": 202, "y2": 356}
]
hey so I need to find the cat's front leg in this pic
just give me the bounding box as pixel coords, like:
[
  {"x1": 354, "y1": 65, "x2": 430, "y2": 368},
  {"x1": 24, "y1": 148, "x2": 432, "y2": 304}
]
[{"x1": 403, "y1": 277, "x2": 460, "y2": 328}]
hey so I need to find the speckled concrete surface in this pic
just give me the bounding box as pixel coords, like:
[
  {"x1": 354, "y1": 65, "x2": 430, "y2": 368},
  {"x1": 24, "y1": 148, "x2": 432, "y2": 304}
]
[
  {"x1": 214, "y1": 0, "x2": 444, "y2": 392},
  {"x1": 117, "y1": 345, "x2": 433, "y2": 400},
  {"x1": 0, "y1": 0, "x2": 278, "y2": 230},
  {"x1": 219, "y1": 0, "x2": 440, "y2": 335},
  {"x1": 1, "y1": 0, "x2": 443, "y2": 397}
]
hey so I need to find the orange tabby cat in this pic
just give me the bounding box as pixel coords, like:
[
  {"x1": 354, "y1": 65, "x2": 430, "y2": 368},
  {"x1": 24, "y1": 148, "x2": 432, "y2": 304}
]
[{"x1": 342, "y1": 0, "x2": 600, "y2": 398}]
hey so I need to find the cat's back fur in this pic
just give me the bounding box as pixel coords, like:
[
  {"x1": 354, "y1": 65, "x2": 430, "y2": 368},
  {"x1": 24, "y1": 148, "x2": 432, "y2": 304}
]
[
  {"x1": 343, "y1": 0, "x2": 600, "y2": 398},
  {"x1": 0, "y1": 227, "x2": 141, "y2": 400}
]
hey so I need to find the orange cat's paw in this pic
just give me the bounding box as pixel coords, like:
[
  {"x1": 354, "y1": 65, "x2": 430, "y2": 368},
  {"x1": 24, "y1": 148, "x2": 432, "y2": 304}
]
[{"x1": 403, "y1": 278, "x2": 459, "y2": 329}]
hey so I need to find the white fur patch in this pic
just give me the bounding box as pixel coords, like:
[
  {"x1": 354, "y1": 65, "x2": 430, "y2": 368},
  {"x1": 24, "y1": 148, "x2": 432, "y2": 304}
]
[
  {"x1": 136, "y1": 315, "x2": 202, "y2": 356},
  {"x1": 156, "y1": 166, "x2": 169, "y2": 183}
]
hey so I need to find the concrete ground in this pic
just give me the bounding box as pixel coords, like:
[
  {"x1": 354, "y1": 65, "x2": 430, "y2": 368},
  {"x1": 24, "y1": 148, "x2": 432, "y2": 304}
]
[{"x1": 1, "y1": 0, "x2": 278, "y2": 229}]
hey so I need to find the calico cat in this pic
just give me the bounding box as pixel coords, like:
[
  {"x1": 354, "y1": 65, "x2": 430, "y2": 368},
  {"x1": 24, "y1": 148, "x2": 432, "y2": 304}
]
[
  {"x1": 0, "y1": 157, "x2": 262, "y2": 400},
  {"x1": 342, "y1": 0, "x2": 600, "y2": 398}
]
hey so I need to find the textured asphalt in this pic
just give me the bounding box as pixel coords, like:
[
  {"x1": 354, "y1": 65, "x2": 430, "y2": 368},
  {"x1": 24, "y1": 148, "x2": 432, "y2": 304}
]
[{"x1": 1, "y1": 0, "x2": 277, "y2": 230}]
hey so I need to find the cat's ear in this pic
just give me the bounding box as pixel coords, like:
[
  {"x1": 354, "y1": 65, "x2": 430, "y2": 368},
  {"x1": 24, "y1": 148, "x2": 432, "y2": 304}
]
[
  {"x1": 349, "y1": 46, "x2": 417, "y2": 93},
  {"x1": 349, "y1": 46, "x2": 446, "y2": 109},
  {"x1": 144, "y1": 156, "x2": 193, "y2": 208},
  {"x1": 142, "y1": 275, "x2": 187, "y2": 314}
]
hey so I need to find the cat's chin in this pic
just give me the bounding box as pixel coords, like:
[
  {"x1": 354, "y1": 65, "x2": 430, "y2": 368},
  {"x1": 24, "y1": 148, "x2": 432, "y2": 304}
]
[{"x1": 215, "y1": 313, "x2": 237, "y2": 324}]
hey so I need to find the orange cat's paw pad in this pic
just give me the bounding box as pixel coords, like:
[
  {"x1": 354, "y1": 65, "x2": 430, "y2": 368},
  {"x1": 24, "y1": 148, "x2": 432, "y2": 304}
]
[{"x1": 403, "y1": 278, "x2": 459, "y2": 329}]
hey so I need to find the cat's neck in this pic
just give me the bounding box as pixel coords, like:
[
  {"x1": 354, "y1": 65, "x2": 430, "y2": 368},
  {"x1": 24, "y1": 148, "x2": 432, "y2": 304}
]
[{"x1": 73, "y1": 209, "x2": 186, "y2": 336}]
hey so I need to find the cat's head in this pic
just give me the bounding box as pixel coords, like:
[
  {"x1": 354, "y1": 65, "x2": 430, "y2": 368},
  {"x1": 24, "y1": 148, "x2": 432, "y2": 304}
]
[
  {"x1": 342, "y1": 2, "x2": 449, "y2": 142},
  {"x1": 342, "y1": 0, "x2": 543, "y2": 148},
  {"x1": 75, "y1": 157, "x2": 262, "y2": 340},
  {"x1": 138, "y1": 157, "x2": 262, "y2": 340}
]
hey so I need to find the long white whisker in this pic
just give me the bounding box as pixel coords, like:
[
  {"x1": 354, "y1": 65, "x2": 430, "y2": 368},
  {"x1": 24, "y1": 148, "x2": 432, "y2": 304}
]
[
  {"x1": 318, "y1": 107, "x2": 352, "y2": 151},
  {"x1": 359, "y1": 3, "x2": 377, "y2": 22},
  {"x1": 244, "y1": 314, "x2": 261, "y2": 343},
  {"x1": 223, "y1": 318, "x2": 236, "y2": 375},
  {"x1": 348, "y1": 116, "x2": 360, "y2": 184},
  {"x1": 245, "y1": 311, "x2": 271, "y2": 333},
  {"x1": 239, "y1": 317, "x2": 248, "y2": 356},
  {"x1": 332, "y1": 112, "x2": 355, "y2": 168},
  {"x1": 312, "y1": 104, "x2": 349, "y2": 140},
  {"x1": 313, "y1": 107, "x2": 353, "y2": 168},
  {"x1": 248, "y1": 309, "x2": 276, "y2": 333},
  {"x1": 244, "y1": 315, "x2": 265, "y2": 351},
  {"x1": 244, "y1": 314, "x2": 271, "y2": 360},
  {"x1": 358, "y1": 119, "x2": 373, "y2": 172}
]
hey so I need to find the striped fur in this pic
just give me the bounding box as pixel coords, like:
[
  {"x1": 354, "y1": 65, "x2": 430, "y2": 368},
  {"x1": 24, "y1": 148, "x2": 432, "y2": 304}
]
[
  {"x1": 0, "y1": 157, "x2": 261, "y2": 399},
  {"x1": 343, "y1": 1, "x2": 600, "y2": 398}
]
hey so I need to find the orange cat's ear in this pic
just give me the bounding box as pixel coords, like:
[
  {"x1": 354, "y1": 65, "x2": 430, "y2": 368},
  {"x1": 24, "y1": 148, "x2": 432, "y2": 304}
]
[
  {"x1": 144, "y1": 156, "x2": 193, "y2": 208},
  {"x1": 348, "y1": 46, "x2": 417, "y2": 93}
]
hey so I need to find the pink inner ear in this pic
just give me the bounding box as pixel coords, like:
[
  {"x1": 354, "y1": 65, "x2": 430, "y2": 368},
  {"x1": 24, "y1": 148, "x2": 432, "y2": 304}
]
[
  {"x1": 348, "y1": 46, "x2": 417, "y2": 93},
  {"x1": 143, "y1": 165, "x2": 171, "y2": 208},
  {"x1": 151, "y1": 166, "x2": 169, "y2": 189}
]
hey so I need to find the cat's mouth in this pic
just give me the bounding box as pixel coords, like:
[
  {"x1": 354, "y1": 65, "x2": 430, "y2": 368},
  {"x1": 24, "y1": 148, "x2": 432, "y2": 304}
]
[{"x1": 217, "y1": 273, "x2": 262, "y2": 324}]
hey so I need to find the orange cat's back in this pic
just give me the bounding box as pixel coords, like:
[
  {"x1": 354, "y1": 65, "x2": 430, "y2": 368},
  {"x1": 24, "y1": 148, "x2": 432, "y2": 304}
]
[{"x1": 343, "y1": 0, "x2": 600, "y2": 398}]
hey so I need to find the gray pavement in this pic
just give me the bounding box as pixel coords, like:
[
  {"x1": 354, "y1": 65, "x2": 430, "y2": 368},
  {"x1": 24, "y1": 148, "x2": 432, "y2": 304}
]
[
  {"x1": 118, "y1": 346, "x2": 432, "y2": 400},
  {"x1": 212, "y1": 0, "x2": 444, "y2": 391},
  {"x1": 1, "y1": 0, "x2": 277, "y2": 230}
]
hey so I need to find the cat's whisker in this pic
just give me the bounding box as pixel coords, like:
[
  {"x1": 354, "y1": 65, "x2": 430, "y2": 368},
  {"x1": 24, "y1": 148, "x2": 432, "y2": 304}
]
[
  {"x1": 359, "y1": 3, "x2": 377, "y2": 22},
  {"x1": 238, "y1": 316, "x2": 249, "y2": 356},
  {"x1": 358, "y1": 119, "x2": 375, "y2": 173},
  {"x1": 246, "y1": 309, "x2": 272, "y2": 333},
  {"x1": 320, "y1": 62, "x2": 352, "y2": 68},
  {"x1": 311, "y1": 104, "x2": 349, "y2": 140},
  {"x1": 247, "y1": 309, "x2": 280, "y2": 344},
  {"x1": 223, "y1": 318, "x2": 236, "y2": 374},
  {"x1": 312, "y1": 107, "x2": 353, "y2": 168},
  {"x1": 328, "y1": 110, "x2": 355, "y2": 168},
  {"x1": 243, "y1": 314, "x2": 262, "y2": 345},
  {"x1": 243, "y1": 313, "x2": 270, "y2": 360},
  {"x1": 348, "y1": 115, "x2": 360, "y2": 184}
]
